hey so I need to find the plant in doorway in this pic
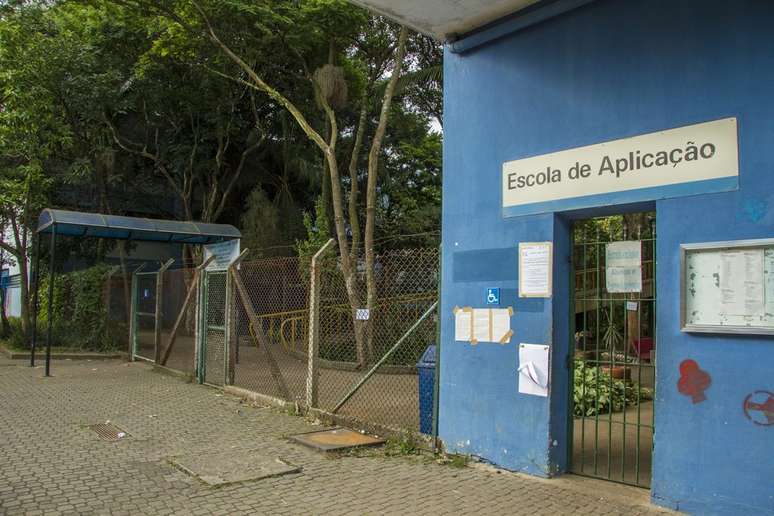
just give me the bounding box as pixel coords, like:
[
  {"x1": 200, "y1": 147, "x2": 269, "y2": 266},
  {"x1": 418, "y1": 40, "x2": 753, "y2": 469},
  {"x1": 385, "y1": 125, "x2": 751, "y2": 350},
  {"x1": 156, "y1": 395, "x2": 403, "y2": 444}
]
[{"x1": 572, "y1": 359, "x2": 652, "y2": 417}]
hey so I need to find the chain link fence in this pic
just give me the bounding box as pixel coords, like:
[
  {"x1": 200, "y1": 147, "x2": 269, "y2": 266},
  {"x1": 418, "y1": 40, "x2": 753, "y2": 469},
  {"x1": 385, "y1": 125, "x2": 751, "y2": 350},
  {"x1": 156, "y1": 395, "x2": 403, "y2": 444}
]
[
  {"x1": 314, "y1": 248, "x2": 439, "y2": 432},
  {"x1": 158, "y1": 267, "x2": 198, "y2": 375},
  {"x1": 114, "y1": 246, "x2": 439, "y2": 435},
  {"x1": 231, "y1": 256, "x2": 309, "y2": 401}
]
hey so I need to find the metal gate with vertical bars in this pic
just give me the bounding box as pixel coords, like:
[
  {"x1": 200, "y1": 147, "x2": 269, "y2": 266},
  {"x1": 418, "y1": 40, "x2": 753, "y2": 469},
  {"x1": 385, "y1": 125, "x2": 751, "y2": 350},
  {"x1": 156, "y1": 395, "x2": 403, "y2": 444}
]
[{"x1": 570, "y1": 213, "x2": 656, "y2": 488}]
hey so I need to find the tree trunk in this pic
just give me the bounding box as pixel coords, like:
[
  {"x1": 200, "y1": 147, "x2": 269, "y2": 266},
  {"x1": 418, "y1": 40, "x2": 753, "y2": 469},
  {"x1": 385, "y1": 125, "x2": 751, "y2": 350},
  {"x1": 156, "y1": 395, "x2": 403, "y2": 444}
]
[
  {"x1": 0, "y1": 287, "x2": 9, "y2": 338},
  {"x1": 17, "y1": 248, "x2": 30, "y2": 337},
  {"x1": 363, "y1": 26, "x2": 409, "y2": 363}
]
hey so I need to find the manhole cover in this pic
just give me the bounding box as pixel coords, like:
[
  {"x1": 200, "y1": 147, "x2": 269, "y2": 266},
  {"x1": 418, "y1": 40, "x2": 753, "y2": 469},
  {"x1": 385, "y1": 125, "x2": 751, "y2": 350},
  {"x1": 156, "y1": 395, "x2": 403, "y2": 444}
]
[
  {"x1": 89, "y1": 422, "x2": 130, "y2": 442},
  {"x1": 289, "y1": 427, "x2": 385, "y2": 452},
  {"x1": 171, "y1": 449, "x2": 299, "y2": 486}
]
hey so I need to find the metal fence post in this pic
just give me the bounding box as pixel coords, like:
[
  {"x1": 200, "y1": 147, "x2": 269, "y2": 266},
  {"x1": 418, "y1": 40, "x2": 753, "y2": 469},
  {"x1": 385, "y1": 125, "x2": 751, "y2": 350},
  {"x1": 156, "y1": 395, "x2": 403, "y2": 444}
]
[
  {"x1": 154, "y1": 259, "x2": 174, "y2": 364},
  {"x1": 307, "y1": 239, "x2": 335, "y2": 408}
]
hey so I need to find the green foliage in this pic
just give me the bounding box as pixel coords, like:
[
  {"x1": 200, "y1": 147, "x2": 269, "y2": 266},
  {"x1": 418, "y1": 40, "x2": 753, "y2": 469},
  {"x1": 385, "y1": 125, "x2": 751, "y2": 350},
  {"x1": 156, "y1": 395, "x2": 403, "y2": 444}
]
[
  {"x1": 379, "y1": 111, "x2": 442, "y2": 249},
  {"x1": 573, "y1": 360, "x2": 652, "y2": 418},
  {"x1": 384, "y1": 432, "x2": 420, "y2": 456},
  {"x1": 36, "y1": 265, "x2": 120, "y2": 352},
  {"x1": 295, "y1": 196, "x2": 336, "y2": 283},
  {"x1": 436, "y1": 453, "x2": 470, "y2": 468},
  {"x1": 241, "y1": 186, "x2": 305, "y2": 258},
  {"x1": 3, "y1": 317, "x2": 29, "y2": 350}
]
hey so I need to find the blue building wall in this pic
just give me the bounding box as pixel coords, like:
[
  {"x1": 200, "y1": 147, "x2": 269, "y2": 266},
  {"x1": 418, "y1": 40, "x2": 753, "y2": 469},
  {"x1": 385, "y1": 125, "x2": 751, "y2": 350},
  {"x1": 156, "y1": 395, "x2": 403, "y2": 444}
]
[{"x1": 440, "y1": 0, "x2": 774, "y2": 513}]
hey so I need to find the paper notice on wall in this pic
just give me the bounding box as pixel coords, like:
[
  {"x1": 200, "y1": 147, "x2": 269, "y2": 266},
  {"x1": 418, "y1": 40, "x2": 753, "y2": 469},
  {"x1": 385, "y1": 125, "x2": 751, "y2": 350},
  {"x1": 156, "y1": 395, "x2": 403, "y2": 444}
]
[
  {"x1": 720, "y1": 250, "x2": 764, "y2": 317},
  {"x1": 491, "y1": 309, "x2": 513, "y2": 343},
  {"x1": 453, "y1": 307, "x2": 473, "y2": 342},
  {"x1": 453, "y1": 307, "x2": 513, "y2": 344},
  {"x1": 765, "y1": 249, "x2": 774, "y2": 315},
  {"x1": 518, "y1": 343, "x2": 549, "y2": 397},
  {"x1": 472, "y1": 308, "x2": 490, "y2": 344},
  {"x1": 606, "y1": 241, "x2": 642, "y2": 293},
  {"x1": 519, "y1": 242, "x2": 552, "y2": 297}
]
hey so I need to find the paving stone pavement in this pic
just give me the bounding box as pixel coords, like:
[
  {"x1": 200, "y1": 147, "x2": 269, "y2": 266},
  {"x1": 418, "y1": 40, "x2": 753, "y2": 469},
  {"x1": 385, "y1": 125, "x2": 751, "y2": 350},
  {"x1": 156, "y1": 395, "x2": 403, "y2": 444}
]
[{"x1": 0, "y1": 357, "x2": 674, "y2": 515}]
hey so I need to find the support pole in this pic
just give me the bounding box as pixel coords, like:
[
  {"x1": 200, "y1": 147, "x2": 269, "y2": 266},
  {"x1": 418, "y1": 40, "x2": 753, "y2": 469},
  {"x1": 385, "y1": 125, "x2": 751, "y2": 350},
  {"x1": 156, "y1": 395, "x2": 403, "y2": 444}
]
[
  {"x1": 332, "y1": 300, "x2": 438, "y2": 414},
  {"x1": 306, "y1": 239, "x2": 335, "y2": 409},
  {"x1": 44, "y1": 227, "x2": 57, "y2": 377},
  {"x1": 230, "y1": 265, "x2": 291, "y2": 400},
  {"x1": 29, "y1": 234, "x2": 42, "y2": 367},
  {"x1": 153, "y1": 259, "x2": 174, "y2": 364},
  {"x1": 159, "y1": 256, "x2": 214, "y2": 366}
]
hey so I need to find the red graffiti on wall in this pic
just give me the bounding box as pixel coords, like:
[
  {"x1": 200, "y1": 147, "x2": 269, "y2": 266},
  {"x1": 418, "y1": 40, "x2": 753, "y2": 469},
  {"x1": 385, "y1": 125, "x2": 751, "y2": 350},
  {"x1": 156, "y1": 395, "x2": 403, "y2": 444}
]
[
  {"x1": 743, "y1": 391, "x2": 774, "y2": 426},
  {"x1": 677, "y1": 359, "x2": 711, "y2": 404}
]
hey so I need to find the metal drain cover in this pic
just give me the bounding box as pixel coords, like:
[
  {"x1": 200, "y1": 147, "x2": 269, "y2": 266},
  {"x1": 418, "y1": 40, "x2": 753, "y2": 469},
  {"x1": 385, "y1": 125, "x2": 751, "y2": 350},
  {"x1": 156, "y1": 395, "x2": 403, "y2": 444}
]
[
  {"x1": 171, "y1": 449, "x2": 300, "y2": 486},
  {"x1": 289, "y1": 427, "x2": 385, "y2": 452},
  {"x1": 89, "y1": 422, "x2": 130, "y2": 442}
]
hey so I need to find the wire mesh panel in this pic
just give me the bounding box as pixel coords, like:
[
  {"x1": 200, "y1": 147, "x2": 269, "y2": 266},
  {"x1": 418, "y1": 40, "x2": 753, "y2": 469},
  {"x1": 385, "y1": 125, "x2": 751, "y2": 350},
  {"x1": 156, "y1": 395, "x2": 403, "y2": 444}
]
[
  {"x1": 570, "y1": 213, "x2": 656, "y2": 489},
  {"x1": 133, "y1": 272, "x2": 157, "y2": 361},
  {"x1": 105, "y1": 271, "x2": 132, "y2": 353},
  {"x1": 231, "y1": 257, "x2": 309, "y2": 402},
  {"x1": 317, "y1": 248, "x2": 439, "y2": 433},
  {"x1": 158, "y1": 267, "x2": 198, "y2": 375},
  {"x1": 201, "y1": 271, "x2": 227, "y2": 386}
]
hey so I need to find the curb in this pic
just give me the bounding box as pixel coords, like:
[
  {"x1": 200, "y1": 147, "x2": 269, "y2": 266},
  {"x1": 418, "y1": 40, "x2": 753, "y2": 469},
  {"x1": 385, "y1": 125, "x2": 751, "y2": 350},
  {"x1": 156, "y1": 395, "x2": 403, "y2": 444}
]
[{"x1": 0, "y1": 344, "x2": 126, "y2": 361}]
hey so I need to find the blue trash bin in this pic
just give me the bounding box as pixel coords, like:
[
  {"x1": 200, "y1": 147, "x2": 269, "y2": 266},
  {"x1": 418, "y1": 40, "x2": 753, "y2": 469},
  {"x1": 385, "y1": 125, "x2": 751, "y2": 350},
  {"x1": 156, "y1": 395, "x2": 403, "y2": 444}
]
[{"x1": 416, "y1": 345, "x2": 436, "y2": 435}]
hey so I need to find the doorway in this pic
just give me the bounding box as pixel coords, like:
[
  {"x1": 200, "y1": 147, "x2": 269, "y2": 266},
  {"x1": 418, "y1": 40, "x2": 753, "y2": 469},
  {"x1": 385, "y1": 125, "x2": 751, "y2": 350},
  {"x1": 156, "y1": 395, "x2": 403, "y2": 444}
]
[{"x1": 569, "y1": 212, "x2": 656, "y2": 488}]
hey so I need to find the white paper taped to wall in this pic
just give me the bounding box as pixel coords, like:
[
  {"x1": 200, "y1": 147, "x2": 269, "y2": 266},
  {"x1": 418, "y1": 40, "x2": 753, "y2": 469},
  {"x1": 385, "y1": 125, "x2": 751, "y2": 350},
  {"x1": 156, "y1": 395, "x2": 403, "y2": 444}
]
[
  {"x1": 453, "y1": 306, "x2": 473, "y2": 341},
  {"x1": 518, "y1": 343, "x2": 549, "y2": 397},
  {"x1": 453, "y1": 306, "x2": 513, "y2": 344}
]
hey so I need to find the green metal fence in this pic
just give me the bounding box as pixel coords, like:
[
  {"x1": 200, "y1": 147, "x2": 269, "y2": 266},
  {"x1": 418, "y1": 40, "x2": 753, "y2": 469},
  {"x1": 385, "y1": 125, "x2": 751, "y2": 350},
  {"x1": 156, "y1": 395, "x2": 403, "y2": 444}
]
[
  {"x1": 131, "y1": 271, "x2": 157, "y2": 362},
  {"x1": 569, "y1": 213, "x2": 656, "y2": 489},
  {"x1": 198, "y1": 270, "x2": 228, "y2": 386}
]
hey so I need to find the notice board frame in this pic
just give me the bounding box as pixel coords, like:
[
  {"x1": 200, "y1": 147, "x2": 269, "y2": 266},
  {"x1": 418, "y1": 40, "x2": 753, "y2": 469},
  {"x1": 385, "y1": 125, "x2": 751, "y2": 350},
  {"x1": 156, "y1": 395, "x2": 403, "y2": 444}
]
[{"x1": 680, "y1": 237, "x2": 774, "y2": 335}]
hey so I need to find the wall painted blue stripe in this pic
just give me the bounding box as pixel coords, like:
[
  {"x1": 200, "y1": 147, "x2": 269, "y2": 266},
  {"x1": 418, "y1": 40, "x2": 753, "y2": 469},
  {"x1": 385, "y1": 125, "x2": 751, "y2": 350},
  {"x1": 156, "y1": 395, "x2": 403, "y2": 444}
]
[{"x1": 502, "y1": 176, "x2": 738, "y2": 218}]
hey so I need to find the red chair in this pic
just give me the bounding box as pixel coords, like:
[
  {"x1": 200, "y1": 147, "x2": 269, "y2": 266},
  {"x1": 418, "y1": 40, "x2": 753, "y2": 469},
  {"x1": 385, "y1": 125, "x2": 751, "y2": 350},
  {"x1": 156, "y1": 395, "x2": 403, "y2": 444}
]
[{"x1": 633, "y1": 337, "x2": 654, "y2": 362}]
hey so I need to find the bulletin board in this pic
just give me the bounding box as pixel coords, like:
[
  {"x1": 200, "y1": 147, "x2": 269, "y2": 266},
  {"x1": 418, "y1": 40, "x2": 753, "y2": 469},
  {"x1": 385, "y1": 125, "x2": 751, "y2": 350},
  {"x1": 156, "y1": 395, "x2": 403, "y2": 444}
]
[{"x1": 681, "y1": 238, "x2": 774, "y2": 335}]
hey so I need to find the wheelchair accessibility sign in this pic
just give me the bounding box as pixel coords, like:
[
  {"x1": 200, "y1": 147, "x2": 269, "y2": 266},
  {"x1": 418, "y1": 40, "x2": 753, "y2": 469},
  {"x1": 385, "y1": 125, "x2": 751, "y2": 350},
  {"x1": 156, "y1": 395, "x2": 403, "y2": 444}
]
[{"x1": 486, "y1": 288, "x2": 500, "y2": 305}]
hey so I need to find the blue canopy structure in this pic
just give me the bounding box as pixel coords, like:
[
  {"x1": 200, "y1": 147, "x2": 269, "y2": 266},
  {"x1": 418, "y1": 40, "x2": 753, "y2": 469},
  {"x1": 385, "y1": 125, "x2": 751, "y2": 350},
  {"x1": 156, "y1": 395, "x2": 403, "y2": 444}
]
[
  {"x1": 37, "y1": 209, "x2": 240, "y2": 244},
  {"x1": 31, "y1": 209, "x2": 240, "y2": 377}
]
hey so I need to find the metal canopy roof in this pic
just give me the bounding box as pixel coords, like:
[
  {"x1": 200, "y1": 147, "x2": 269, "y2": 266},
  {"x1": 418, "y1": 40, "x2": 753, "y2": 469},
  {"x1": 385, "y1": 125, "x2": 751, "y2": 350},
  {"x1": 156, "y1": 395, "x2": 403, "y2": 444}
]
[
  {"x1": 36, "y1": 209, "x2": 241, "y2": 244},
  {"x1": 348, "y1": 0, "x2": 540, "y2": 40}
]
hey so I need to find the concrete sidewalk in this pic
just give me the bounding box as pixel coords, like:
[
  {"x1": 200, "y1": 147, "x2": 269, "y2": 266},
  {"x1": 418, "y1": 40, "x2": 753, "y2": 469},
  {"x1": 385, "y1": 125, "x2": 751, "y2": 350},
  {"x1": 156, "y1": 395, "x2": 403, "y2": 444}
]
[{"x1": 0, "y1": 357, "x2": 672, "y2": 515}]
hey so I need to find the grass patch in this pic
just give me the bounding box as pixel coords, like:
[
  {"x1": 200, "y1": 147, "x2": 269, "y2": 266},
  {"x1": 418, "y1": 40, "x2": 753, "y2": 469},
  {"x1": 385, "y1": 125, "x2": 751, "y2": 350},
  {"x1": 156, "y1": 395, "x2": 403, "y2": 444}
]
[{"x1": 384, "y1": 432, "x2": 420, "y2": 456}]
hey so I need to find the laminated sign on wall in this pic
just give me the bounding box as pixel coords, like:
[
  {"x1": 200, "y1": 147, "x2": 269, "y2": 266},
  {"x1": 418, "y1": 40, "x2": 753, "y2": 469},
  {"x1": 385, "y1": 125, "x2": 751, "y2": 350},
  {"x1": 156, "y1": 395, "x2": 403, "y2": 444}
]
[
  {"x1": 606, "y1": 241, "x2": 642, "y2": 293},
  {"x1": 519, "y1": 242, "x2": 552, "y2": 297},
  {"x1": 453, "y1": 306, "x2": 513, "y2": 344}
]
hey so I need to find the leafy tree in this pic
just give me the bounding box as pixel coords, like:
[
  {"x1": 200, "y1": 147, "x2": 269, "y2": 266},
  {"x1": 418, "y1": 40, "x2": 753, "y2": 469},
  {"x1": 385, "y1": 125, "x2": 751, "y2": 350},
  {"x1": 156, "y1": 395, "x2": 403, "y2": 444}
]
[{"x1": 0, "y1": 0, "x2": 443, "y2": 358}]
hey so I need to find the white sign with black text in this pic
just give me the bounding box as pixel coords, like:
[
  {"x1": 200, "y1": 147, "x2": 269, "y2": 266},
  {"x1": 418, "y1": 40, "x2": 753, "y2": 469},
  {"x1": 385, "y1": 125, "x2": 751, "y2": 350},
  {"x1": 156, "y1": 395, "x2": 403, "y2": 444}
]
[
  {"x1": 606, "y1": 241, "x2": 642, "y2": 293},
  {"x1": 203, "y1": 239, "x2": 241, "y2": 271},
  {"x1": 519, "y1": 242, "x2": 552, "y2": 298},
  {"x1": 502, "y1": 118, "x2": 738, "y2": 213}
]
